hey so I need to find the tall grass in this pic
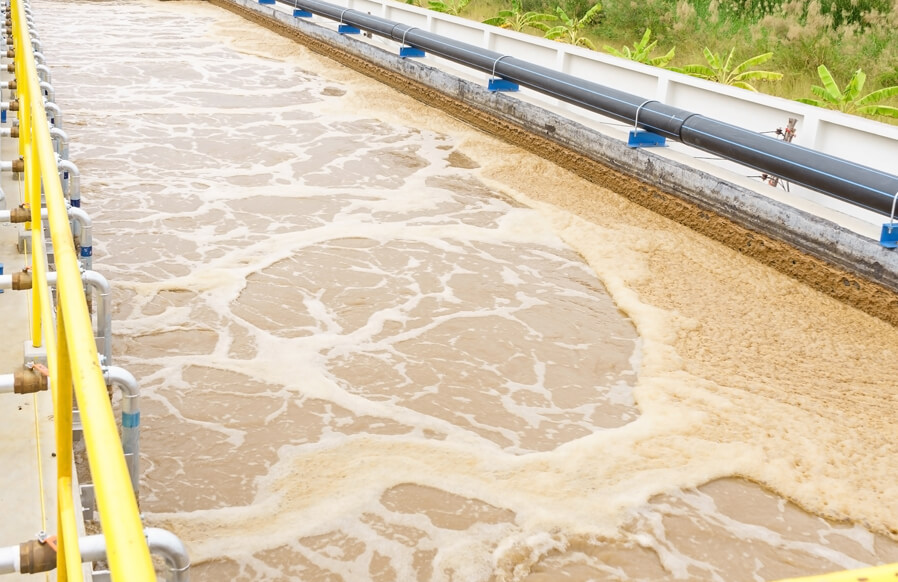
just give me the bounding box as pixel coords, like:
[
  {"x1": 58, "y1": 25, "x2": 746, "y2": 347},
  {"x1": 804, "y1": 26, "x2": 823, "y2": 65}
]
[{"x1": 451, "y1": 0, "x2": 898, "y2": 117}]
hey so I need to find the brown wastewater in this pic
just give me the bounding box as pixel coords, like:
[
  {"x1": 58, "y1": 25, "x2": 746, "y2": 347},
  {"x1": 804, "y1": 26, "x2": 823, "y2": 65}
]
[{"x1": 36, "y1": 0, "x2": 898, "y2": 580}]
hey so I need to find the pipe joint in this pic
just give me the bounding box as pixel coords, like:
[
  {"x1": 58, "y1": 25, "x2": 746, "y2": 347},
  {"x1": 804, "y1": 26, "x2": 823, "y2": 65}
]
[
  {"x1": 9, "y1": 205, "x2": 29, "y2": 223},
  {"x1": 14, "y1": 368, "x2": 48, "y2": 394},
  {"x1": 11, "y1": 157, "x2": 23, "y2": 173},
  {"x1": 12, "y1": 271, "x2": 32, "y2": 290},
  {"x1": 18, "y1": 539, "x2": 56, "y2": 574}
]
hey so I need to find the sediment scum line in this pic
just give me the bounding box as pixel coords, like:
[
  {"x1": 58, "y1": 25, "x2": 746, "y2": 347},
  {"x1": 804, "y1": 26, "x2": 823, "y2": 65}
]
[{"x1": 209, "y1": 0, "x2": 898, "y2": 327}]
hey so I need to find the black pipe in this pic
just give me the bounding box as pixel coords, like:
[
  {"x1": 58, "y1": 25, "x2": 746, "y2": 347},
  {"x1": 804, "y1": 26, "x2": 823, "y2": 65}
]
[{"x1": 278, "y1": 0, "x2": 898, "y2": 218}]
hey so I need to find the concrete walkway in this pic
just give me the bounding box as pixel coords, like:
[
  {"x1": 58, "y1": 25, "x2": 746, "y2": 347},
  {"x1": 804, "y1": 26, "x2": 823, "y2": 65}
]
[{"x1": 0, "y1": 122, "x2": 58, "y2": 578}]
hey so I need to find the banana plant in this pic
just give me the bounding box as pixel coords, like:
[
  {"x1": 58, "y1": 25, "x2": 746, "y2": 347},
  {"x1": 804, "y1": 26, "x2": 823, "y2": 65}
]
[
  {"x1": 544, "y1": 3, "x2": 603, "y2": 50},
  {"x1": 483, "y1": 0, "x2": 557, "y2": 32},
  {"x1": 428, "y1": 0, "x2": 470, "y2": 15},
  {"x1": 673, "y1": 47, "x2": 782, "y2": 91},
  {"x1": 604, "y1": 28, "x2": 675, "y2": 68},
  {"x1": 798, "y1": 65, "x2": 898, "y2": 118}
]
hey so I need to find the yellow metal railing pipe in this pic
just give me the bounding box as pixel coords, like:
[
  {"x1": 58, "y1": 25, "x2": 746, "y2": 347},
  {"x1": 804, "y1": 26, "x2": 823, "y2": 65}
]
[
  {"x1": 54, "y1": 304, "x2": 81, "y2": 581},
  {"x1": 11, "y1": 11, "x2": 41, "y2": 346},
  {"x1": 775, "y1": 563, "x2": 898, "y2": 582},
  {"x1": 10, "y1": 0, "x2": 156, "y2": 579}
]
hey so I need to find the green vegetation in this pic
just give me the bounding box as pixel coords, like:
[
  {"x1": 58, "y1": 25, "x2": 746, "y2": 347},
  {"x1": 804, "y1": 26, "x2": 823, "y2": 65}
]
[
  {"x1": 459, "y1": 0, "x2": 898, "y2": 121},
  {"x1": 798, "y1": 65, "x2": 898, "y2": 118},
  {"x1": 544, "y1": 4, "x2": 604, "y2": 49},
  {"x1": 428, "y1": 0, "x2": 471, "y2": 14},
  {"x1": 672, "y1": 47, "x2": 782, "y2": 91},
  {"x1": 603, "y1": 28, "x2": 675, "y2": 68},
  {"x1": 482, "y1": 0, "x2": 557, "y2": 32}
]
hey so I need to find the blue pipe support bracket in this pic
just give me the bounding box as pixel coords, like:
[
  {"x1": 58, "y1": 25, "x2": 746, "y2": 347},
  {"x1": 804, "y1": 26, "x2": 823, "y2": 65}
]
[
  {"x1": 628, "y1": 129, "x2": 667, "y2": 148},
  {"x1": 488, "y1": 78, "x2": 519, "y2": 92},
  {"x1": 881, "y1": 225, "x2": 898, "y2": 249},
  {"x1": 293, "y1": 8, "x2": 313, "y2": 17},
  {"x1": 338, "y1": 24, "x2": 361, "y2": 34},
  {"x1": 399, "y1": 46, "x2": 425, "y2": 58}
]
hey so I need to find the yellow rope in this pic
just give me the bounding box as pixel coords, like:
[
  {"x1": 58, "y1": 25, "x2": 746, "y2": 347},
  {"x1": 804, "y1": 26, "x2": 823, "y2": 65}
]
[
  {"x1": 22, "y1": 222, "x2": 47, "y2": 524},
  {"x1": 25, "y1": 242, "x2": 50, "y2": 582}
]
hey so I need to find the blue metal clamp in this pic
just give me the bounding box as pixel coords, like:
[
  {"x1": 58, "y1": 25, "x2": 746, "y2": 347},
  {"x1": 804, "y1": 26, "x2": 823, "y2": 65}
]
[
  {"x1": 487, "y1": 55, "x2": 518, "y2": 92},
  {"x1": 881, "y1": 192, "x2": 898, "y2": 248},
  {"x1": 337, "y1": 9, "x2": 360, "y2": 34},
  {"x1": 399, "y1": 27, "x2": 425, "y2": 58},
  {"x1": 628, "y1": 99, "x2": 666, "y2": 148}
]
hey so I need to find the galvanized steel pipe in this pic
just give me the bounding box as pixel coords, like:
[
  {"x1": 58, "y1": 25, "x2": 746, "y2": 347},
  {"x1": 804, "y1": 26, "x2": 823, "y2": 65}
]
[
  {"x1": 80, "y1": 528, "x2": 190, "y2": 582},
  {"x1": 44, "y1": 269, "x2": 111, "y2": 362},
  {"x1": 280, "y1": 0, "x2": 898, "y2": 216},
  {"x1": 103, "y1": 366, "x2": 140, "y2": 495},
  {"x1": 39, "y1": 79, "x2": 52, "y2": 101},
  {"x1": 67, "y1": 205, "x2": 92, "y2": 271},
  {"x1": 43, "y1": 100, "x2": 60, "y2": 126},
  {"x1": 35, "y1": 62, "x2": 49, "y2": 83},
  {"x1": 58, "y1": 158, "x2": 79, "y2": 205},
  {"x1": 0, "y1": 544, "x2": 18, "y2": 574},
  {"x1": 0, "y1": 528, "x2": 189, "y2": 580},
  {"x1": 83, "y1": 270, "x2": 112, "y2": 365},
  {"x1": 50, "y1": 126, "x2": 68, "y2": 158},
  {"x1": 0, "y1": 373, "x2": 14, "y2": 393}
]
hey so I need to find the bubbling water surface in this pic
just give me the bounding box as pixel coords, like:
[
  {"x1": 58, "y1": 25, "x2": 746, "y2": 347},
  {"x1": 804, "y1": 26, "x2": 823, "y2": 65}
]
[{"x1": 36, "y1": 0, "x2": 898, "y2": 580}]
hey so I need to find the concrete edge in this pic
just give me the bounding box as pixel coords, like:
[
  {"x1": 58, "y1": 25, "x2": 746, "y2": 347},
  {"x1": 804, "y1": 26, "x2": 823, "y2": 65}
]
[{"x1": 210, "y1": 0, "x2": 898, "y2": 325}]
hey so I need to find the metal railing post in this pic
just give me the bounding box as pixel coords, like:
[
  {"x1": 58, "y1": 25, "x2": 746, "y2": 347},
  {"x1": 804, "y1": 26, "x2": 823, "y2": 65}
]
[{"x1": 8, "y1": 0, "x2": 158, "y2": 578}]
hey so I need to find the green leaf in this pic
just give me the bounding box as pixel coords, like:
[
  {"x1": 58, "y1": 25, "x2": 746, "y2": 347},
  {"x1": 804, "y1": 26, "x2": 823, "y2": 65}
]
[
  {"x1": 856, "y1": 85, "x2": 898, "y2": 106},
  {"x1": 857, "y1": 104, "x2": 898, "y2": 118},
  {"x1": 649, "y1": 47, "x2": 676, "y2": 68},
  {"x1": 731, "y1": 52, "x2": 774, "y2": 76},
  {"x1": 528, "y1": 22, "x2": 553, "y2": 32},
  {"x1": 678, "y1": 64, "x2": 715, "y2": 79},
  {"x1": 721, "y1": 47, "x2": 736, "y2": 76},
  {"x1": 816, "y1": 65, "x2": 843, "y2": 102},
  {"x1": 736, "y1": 70, "x2": 783, "y2": 82},
  {"x1": 844, "y1": 69, "x2": 866, "y2": 102},
  {"x1": 702, "y1": 47, "x2": 719, "y2": 70},
  {"x1": 732, "y1": 81, "x2": 758, "y2": 91},
  {"x1": 555, "y1": 6, "x2": 572, "y2": 22},
  {"x1": 636, "y1": 28, "x2": 652, "y2": 50},
  {"x1": 483, "y1": 16, "x2": 507, "y2": 25},
  {"x1": 809, "y1": 85, "x2": 833, "y2": 103},
  {"x1": 797, "y1": 97, "x2": 825, "y2": 107},
  {"x1": 604, "y1": 45, "x2": 625, "y2": 58},
  {"x1": 580, "y1": 2, "x2": 603, "y2": 25}
]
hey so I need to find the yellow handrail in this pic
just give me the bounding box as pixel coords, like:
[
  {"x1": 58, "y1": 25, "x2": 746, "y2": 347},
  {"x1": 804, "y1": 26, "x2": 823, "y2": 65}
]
[
  {"x1": 775, "y1": 563, "x2": 898, "y2": 582},
  {"x1": 10, "y1": 0, "x2": 156, "y2": 579}
]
